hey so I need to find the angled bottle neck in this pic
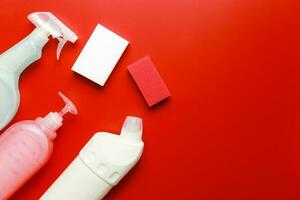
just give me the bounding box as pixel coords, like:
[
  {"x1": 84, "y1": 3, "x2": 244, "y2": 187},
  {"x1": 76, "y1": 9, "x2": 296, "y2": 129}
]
[
  {"x1": 0, "y1": 27, "x2": 49, "y2": 77},
  {"x1": 35, "y1": 112, "x2": 62, "y2": 141}
]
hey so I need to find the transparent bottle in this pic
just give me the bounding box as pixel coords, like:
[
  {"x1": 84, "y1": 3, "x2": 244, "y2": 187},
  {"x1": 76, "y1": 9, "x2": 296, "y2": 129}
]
[
  {"x1": 0, "y1": 92, "x2": 77, "y2": 200},
  {"x1": 0, "y1": 12, "x2": 78, "y2": 131}
]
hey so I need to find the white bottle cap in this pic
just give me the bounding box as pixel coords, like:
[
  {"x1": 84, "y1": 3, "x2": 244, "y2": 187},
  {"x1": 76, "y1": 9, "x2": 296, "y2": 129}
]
[{"x1": 121, "y1": 116, "x2": 143, "y2": 142}]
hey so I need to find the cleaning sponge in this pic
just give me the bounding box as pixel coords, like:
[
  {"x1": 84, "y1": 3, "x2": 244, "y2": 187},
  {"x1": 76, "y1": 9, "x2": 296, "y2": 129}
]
[
  {"x1": 128, "y1": 56, "x2": 171, "y2": 106},
  {"x1": 72, "y1": 24, "x2": 129, "y2": 86}
]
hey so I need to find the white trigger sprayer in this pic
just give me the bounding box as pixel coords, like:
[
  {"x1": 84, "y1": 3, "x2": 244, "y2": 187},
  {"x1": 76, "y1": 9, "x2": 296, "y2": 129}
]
[
  {"x1": 28, "y1": 12, "x2": 78, "y2": 59},
  {"x1": 0, "y1": 12, "x2": 78, "y2": 131}
]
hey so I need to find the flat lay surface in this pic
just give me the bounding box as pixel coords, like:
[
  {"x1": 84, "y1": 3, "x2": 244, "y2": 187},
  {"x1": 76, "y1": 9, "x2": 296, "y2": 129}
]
[{"x1": 0, "y1": 0, "x2": 300, "y2": 199}]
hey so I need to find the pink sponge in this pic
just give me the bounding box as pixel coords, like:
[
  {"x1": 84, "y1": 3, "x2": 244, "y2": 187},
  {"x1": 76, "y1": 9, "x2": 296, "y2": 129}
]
[{"x1": 128, "y1": 56, "x2": 171, "y2": 106}]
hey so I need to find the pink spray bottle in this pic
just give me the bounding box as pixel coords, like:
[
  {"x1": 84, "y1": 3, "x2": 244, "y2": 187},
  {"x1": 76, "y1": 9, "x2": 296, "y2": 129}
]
[{"x1": 0, "y1": 92, "x2": 77, "y2": 200}]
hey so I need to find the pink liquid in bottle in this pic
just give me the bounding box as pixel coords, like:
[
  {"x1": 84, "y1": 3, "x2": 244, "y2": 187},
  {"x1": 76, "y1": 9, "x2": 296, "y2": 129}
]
[{"x1": 0, "y1": 92, "x2": 77, "y2": 200}]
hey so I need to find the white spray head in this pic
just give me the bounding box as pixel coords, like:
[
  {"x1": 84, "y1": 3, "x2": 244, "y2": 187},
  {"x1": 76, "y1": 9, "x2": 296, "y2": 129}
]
[{"x1": 28, "y1": 12, "x2": 78, "y2": 59}]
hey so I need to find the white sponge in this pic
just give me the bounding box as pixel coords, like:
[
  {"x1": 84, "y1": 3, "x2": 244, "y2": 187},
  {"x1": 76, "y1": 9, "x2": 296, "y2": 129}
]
[{"x1": 72, "y1": 24, "x2": 129, "y2": 86}]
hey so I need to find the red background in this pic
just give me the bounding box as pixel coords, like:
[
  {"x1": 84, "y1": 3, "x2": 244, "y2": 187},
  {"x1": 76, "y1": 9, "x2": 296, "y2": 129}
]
[{"x1": 1, "y1": 0, "x2": 300, "y2": 199}]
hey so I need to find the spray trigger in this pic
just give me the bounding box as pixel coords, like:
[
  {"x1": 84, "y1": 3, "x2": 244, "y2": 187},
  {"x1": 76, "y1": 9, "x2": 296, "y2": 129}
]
[
  {"x1": 58, "y1": 92, "x2": 78, "y2": 117},
  {"x1": 56, "y1": 37, "x2": 67, "y2": 60},
  {"x1": 28, "y1": 12, "x2": 78, "y2": 60}
]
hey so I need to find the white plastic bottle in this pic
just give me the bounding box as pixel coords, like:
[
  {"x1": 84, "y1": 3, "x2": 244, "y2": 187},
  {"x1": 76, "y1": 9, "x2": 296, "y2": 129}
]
[
  {"x1": 40, "y1": 116, "x2": 144, "y2": 200},
  {"x1": 0, "y1": 12, "x2": 77, "y2": 130}
]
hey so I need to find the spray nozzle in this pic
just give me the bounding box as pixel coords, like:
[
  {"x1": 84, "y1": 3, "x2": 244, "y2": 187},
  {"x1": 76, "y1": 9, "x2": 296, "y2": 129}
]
[
  {"x1": 37, "y1": 92, "x2": 77, "y2": 138},
  {"x1": 28, "y1": 12, "x2": 78, "y2": 60},
  {"x1": 58, "y1": 92, "x2": 78, "y2": 117}
]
